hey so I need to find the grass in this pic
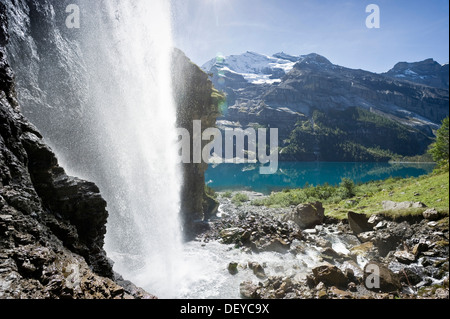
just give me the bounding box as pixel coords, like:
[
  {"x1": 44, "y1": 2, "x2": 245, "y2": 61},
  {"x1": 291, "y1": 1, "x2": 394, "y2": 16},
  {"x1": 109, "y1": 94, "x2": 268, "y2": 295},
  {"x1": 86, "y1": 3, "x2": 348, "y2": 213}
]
[{"x1": 251, "y1": 171, "x2": 449, "y2": 220}]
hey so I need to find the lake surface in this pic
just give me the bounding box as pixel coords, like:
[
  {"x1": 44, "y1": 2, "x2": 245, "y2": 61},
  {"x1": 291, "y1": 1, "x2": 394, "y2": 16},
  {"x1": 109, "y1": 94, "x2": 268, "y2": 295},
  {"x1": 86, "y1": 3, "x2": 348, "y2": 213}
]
[{"x1": 205, "y1": 162, "x2": 436, "y2": 194}]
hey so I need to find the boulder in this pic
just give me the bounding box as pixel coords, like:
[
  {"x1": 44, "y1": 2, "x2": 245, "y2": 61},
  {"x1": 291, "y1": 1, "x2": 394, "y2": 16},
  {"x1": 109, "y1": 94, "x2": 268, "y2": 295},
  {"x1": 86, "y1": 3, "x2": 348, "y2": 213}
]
[
  {"x1": 422, "y1": 208, "x2": 440, "y2": 221},
  {"x1": 228, "y1": 262, "x2": 238, "y2": 275},
  {"x1": 240, "y1": 281, "x2": 260, "y2": 299},
  {"x1": 394, "y1": 251, "x2": 416, "y2": 264},
  {"x1": 412, "y1": 243, "x2": 429, "y2": 256},
  {"x1": 358, "y1": 231, "x2": 377, "y2": 243},
  {"x1": 312, "y1": 265, "x2": 349, "y2": 288},
  {"x1": 348, "y1": 211, "x2": 373, "y2": 234},
  {"x1": 248, "y1": 262, "x2": 266, "y2": 279},
  {"x1": 363, "y1": 261, "x2": 402, "y2": 293},
  {"x1": 382, "y1": 201, "x2": 427, "y2": 210},
  {"x1": 282, "y1": 202, "x2": 325, "y2": 229},
  {"x1": 219, "y1": 227, "x2": 242, "y2": 244}
]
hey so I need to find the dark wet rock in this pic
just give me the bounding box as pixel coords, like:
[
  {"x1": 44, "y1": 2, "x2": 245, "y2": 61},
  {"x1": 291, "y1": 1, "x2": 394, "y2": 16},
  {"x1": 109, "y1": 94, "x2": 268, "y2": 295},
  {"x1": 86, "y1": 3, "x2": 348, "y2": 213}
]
[
  {"x1": 228, "y1": 262, "x2": 239, "y2": 275},
  {"x1": 412, "y1": 242, "x2": 429, "y2": 257},
  {"x1": 321, "y1": 247, "x2": 345, "y2": 262},
  {"x1": 348, "y1": 211, "x2": 373, "y2": 234}
]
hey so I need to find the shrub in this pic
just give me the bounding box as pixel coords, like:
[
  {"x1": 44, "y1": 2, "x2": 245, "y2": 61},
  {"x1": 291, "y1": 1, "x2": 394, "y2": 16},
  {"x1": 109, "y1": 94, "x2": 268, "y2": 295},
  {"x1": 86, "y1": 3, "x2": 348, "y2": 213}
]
[
  {"x1": 340, "y1": 178, "x2": 356, "y2": 199},
  {"x1": 429, "y1": 117, "x2": 449, "y2": 171},
  {"x1": 222, "y1": 191, "x2": 233, "y2": 198},
  {"x1": 232, "y1": 193, "x2": 249, "y2": 206}
]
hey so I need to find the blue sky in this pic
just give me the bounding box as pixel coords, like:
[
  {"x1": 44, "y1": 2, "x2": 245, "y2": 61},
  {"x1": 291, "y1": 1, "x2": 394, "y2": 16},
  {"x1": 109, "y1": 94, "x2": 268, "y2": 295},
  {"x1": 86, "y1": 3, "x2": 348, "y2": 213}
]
[{"x1": 172, "y1": 0, "x2": 449, "y2": 73}]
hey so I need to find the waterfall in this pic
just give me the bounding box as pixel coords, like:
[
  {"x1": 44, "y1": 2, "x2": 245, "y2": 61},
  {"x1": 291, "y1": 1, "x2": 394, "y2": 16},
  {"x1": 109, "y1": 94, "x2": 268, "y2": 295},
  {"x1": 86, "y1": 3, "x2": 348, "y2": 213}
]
[
  {"x1": 80, "y1": 1, "x2": 183, "y2": 298},
  {"x1": 5, "y1": 0, "x2": 183, "y2": 298}
]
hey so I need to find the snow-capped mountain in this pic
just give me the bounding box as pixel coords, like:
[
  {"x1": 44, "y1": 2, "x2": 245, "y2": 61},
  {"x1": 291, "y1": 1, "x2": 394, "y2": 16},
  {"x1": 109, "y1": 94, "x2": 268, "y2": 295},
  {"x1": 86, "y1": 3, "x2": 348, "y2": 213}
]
[
  {"x1": 202, "y1": 51, "x2": 296, "y2": 85},
  {"x1": 202, "y1": 51, "x2": 449, "y2": 162},
  {"x1": 202, "y1": 51, "x2": 333, "y2": 85}
]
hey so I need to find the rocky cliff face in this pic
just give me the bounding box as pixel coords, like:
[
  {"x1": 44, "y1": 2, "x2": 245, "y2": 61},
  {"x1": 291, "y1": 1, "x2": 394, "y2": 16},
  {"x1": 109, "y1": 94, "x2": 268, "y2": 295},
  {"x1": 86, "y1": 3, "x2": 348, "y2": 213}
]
[
  {"x1": 203, "y1": 52, "x2": 449, "y2": 161},
  {"x1": 172, "y1": 48, "x2": 223, "y2": 236},
  {"x1": 2, "y1": 0, "x2": 221, "y2": 238},
  {"x1": 1, "y1": 2, "x2": 153, "y2": 299}
]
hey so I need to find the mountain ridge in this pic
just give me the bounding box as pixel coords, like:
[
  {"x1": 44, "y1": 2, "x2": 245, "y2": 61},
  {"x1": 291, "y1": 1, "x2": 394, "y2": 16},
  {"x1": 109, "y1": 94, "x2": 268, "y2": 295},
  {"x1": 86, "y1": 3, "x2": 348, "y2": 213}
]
[{"x1": 202, "y1": 51, "x2": 449, "y2": 162}]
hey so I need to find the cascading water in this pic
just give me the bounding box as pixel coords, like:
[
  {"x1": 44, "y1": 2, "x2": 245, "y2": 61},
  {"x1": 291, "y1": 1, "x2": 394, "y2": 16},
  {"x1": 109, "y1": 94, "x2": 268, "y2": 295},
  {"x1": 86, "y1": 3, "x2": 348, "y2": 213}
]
[
  {"x1": 79, "y1": 1, "x2": 183, "y2": 298},
  {"x1": 5, "y1": 0, "x2": 183, "y2": 298}
]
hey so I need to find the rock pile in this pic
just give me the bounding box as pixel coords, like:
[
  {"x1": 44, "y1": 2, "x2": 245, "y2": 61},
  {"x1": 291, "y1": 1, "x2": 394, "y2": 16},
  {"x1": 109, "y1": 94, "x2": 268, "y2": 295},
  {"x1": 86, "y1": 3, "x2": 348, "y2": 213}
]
[{"x1": 200, "y1": 194, "x2": 449, "y2": 299}]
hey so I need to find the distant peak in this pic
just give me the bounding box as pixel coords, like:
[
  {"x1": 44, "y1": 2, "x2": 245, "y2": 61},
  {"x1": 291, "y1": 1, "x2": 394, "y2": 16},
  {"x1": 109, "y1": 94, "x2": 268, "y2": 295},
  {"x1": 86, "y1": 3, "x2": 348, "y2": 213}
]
[
  {"x1": 302, "y1": 53, "x2": 332, "y2": 63},
  {"x1": 273, "y1": 52, "x2": 301, "y2": 62}
]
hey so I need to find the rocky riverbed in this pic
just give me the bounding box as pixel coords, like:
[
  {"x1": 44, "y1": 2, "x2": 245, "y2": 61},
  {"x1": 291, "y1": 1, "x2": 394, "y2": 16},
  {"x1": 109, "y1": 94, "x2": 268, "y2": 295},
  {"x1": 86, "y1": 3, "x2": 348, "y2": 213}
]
[{"x1": 194, "y1": 191, "x2": 449, "y2": 299}]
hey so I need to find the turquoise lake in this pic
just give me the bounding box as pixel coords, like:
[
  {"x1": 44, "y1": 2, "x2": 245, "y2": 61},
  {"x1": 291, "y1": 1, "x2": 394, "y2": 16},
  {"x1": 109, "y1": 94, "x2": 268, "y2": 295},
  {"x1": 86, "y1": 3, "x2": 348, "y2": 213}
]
[{"x1": 205, "y1": 162, "x2": 436, "y2": 194}]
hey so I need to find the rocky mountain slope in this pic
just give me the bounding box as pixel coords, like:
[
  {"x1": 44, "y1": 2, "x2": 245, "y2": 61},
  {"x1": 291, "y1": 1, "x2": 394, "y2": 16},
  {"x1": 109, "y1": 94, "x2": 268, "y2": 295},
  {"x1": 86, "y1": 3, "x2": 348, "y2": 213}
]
[
  {"x1": 384, "y1": 59, "x2": 449, "y2": 89},
  {"x1": 1, "y1": 3, "x2": 152, "y2": 298},
  {"x1": 203, "y1": 52, "x2": 449, "y2": 162}
]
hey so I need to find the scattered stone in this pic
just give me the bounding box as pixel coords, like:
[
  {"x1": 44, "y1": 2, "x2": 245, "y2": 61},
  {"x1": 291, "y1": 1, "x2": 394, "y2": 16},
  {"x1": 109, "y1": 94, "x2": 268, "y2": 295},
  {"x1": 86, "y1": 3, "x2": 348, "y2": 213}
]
[
  {"x1": 219, "y1": 227, "x2": 242, "y2": 244},
  {"x1": 434, "y1": 288, "x2": 449, "y2": 299},
  {"x1": 394, "y1": 251, "x2": 416, "y2": 264},
  {"x1": 228, "y1": 262, "x2": 238, "y2": 275},
  {"x1": 321, "y1": 247, "x2": 343, "y2": 261},
  {"x1": 350, "y1": 242, "x2": 375, "y2": 259},
  {"x1": 367, "y1": 214, "x2": 383, "y2": 226},
  {"x1": 240, "y1": 281, "x2": 260, "y2": 299},
  {"x1": 329, "y1": 286, "x2": 354, "y2": 299},
  {"x1": 358, "y1": 231, "x2": 376, "y2": 243},
  {"x1": 317, "y1": 289, "x2": 328, "y2": 299},
  {"x1": 249, "y1": 262, "x2": 266, "y2": 279},
  {"x1": 427, "y1": 221, "x2": 438, "y2": 228},
  {"x1": 412, "y1": 243, "x2": 429, "y2": 256},
  {"x1": 348, "y1": 282, "x2": 358, "y2": 292}
]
